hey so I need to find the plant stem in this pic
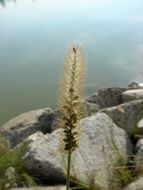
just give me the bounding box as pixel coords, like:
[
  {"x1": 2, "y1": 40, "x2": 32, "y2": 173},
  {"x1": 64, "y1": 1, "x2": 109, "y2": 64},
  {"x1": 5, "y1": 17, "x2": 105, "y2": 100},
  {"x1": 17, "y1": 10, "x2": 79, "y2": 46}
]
[{"x1": 66, "y1": 149, "x2": 72, "y2": 190}]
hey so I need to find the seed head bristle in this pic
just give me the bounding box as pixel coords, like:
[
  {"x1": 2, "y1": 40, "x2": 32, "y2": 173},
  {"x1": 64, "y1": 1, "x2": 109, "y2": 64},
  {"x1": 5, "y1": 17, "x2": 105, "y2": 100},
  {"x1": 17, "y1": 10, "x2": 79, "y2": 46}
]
[{"x1": 58, "y1": 44, "x2": 86, "y2": 152}]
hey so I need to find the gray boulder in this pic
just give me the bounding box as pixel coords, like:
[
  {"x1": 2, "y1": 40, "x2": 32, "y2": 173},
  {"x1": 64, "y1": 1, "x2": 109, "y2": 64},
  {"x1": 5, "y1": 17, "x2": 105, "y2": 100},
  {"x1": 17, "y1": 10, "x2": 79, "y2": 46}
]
[
  {"x1": 96, "y1": 88, "x2": 125, "y2": 108},
  {"x1": 4, "y1": 167, "x2": 17, "y2": 189},
  {"x1": 100, "y1": 99, "x2": 143, "y2": 135},
  {"x1": 81, "y1": 100, "x2": 100, "y2": 116},
  {"x1": 137, "y1": 118, "x2": 143, "y2": 129},
  {"x1": 135, "y1": 138, "x2": 143, "y2": 172},
  {"x1": 13, "y1": 132, "x2": 45, "y2": 151},
  {"x1": 85, "y1": 93, "x2": 98, "y2": 104},
  {"x1": 0, "y1": 108, "x2": 54, "y2": 148},
  {"x1": 123, "y1": 89, "x2": 143, "y2": 102},
  {"x1": 23, "y1": 129, "x2": 66, "y2": 183},
  {"x1": 128, "y1": 81, "x2": 143, "y2": 89},
  {"x1": 23, "y1": 113, "x2": 133, "y2": 189},
  {"x1": 124, "y1": 177, "x2": 143, "y2": 190},
  {"x1": 51, "y1": 110, "x2": 63, "y2": 132}
]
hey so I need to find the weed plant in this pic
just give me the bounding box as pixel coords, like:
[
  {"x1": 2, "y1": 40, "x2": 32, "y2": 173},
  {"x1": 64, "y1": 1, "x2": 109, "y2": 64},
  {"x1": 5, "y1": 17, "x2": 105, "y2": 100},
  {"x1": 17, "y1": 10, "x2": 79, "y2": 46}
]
[
  {"x1": 58, "y1": 44, "x2": 86, "y2": 190},
  {"x1": 0, "y1": 139, "x2": 38, "y2": 189}
]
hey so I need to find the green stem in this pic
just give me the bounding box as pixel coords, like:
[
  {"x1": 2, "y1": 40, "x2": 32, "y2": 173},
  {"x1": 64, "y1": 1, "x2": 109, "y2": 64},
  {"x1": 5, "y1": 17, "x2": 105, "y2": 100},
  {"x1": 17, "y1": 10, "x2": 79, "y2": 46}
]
[{"x1": 66, "y1": 150, "x2": 72, "y2": 190}]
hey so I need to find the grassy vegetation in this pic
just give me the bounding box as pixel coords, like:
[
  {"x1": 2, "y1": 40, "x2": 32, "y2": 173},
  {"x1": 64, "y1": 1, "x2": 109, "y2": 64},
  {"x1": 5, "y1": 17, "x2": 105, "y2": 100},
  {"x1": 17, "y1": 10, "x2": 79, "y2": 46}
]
[
  {"x1": 115, "y1": 165, "x2": 135, "y2": 187},
  {"x1": 0, "y1": 136, "x2": 38, "y2": 189},
  {"x1": 0, "y1": 134, "x2": 10, "y2": 157}
]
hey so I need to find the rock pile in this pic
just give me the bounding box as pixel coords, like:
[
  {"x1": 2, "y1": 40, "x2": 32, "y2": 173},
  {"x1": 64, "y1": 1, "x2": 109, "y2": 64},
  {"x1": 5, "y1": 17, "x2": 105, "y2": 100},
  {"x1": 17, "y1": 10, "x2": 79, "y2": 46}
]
[{"x1": 1, "y1": 82, "x2": 143, "y2": 189}]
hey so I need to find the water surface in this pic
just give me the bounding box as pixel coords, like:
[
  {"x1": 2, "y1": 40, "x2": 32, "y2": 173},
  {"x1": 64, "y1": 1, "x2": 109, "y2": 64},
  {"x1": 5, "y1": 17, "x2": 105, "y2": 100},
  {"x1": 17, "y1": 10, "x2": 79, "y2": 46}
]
[{"x1": 0, "y1": 0, "x2": 143, "y2": 125}]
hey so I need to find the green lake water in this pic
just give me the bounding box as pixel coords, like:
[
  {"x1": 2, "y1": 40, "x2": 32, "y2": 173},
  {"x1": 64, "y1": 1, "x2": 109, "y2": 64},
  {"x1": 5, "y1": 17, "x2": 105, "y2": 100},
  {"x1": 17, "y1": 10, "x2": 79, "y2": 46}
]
[{"x1": 0, "y1": 0, "x2": 143, "y2": 125}]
